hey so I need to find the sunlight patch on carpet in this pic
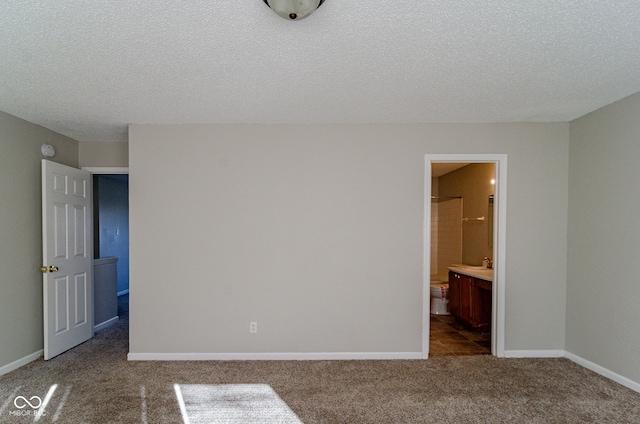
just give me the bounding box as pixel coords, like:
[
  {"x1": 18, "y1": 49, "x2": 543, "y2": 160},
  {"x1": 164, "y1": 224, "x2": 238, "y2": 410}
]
[
  {"x1": 174, "y1": 384, "x2": 302, "y2": 424},
  {"x1": 34, "y1": 383, "x2": 57, "y2": 422},
  {"x1": 51, "y1": 385, "x2": 72, "y2": 422},
  {"x1": 140, "y1": 386, "x2": 148, "y2": 424}
]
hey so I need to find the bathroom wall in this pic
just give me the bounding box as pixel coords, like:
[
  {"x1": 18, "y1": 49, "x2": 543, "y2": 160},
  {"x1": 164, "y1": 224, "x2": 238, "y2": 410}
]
[{"x1": 438, "y1": 164, "x2": 495, "y2": 265}]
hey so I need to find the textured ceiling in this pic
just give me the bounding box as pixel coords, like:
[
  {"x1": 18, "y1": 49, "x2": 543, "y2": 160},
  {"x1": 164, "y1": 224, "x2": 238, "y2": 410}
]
[{"x1": 1, "y1": 1, "x2": 640, "y2": 142}]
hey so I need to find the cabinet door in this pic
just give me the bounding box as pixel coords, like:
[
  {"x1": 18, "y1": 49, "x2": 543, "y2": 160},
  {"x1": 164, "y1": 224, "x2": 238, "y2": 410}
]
[
  {"x1": 472, "y1": 278, "x2": 492, "y2": 331},
  {"x1": 448, "y1": 271, "x2": 461, "y2": 318},
  {"x1": 459, "y1": 275, "x2": 473, "y2": 325}
]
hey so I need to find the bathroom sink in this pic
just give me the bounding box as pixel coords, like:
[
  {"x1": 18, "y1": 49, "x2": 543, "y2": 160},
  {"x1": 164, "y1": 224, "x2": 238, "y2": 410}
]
[
  {"x1": 448, "y1": 265, "x2": 493, "y2": 281},
  {"x1": 452, "y1": 264, "x2": 486, "y2": 270}
]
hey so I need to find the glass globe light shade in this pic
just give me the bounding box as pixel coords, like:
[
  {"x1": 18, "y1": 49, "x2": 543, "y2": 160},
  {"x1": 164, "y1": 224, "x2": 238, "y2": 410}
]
[{"x1": 263, "y1": 0, "x2": 325, "y2": 21}]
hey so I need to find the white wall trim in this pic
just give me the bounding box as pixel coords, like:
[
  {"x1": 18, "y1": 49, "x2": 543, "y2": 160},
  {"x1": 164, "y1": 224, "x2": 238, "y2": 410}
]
[
  {"x1": 94, "y1": 316, "x2": 119, "y2": 332},
  {"x1": 81, "y1": 167, "x2": 129, "y2": 174},
  {"x1": 504, "y1": 350, "x2": 565, "y2": 358},
  {"x1": 128, "y1": 352, "x2": 423, "y2": 361},
  {"x1": 0, "y1": 350, "x2": 43, "y2": 377},
  {"x1": 503, "y1": 350, "x2": 640, "y2": 394},
  {"x1": 117, "y1": 289, "x2": 129, "y2": 297},
  {"x1": 564, "y1": 351, "x2": 640, "y2": 394}
]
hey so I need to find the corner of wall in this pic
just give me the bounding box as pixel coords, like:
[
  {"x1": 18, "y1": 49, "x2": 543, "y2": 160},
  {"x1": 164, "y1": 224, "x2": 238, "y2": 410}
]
[{"x1": 0, "y1": 110, "x2": 79, "y2": 372}]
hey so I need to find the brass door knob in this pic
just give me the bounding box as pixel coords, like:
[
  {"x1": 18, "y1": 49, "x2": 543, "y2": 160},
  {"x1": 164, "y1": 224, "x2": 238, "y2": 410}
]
[{"x1": 40, "y1": 265, "x2": 59, "y2": 273}]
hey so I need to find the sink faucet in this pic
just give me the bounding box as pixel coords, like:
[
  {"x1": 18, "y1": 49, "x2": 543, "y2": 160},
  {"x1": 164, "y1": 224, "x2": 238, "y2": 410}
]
[{"x1": 483, "y1": 257, "x2": 493, "y2": 269}]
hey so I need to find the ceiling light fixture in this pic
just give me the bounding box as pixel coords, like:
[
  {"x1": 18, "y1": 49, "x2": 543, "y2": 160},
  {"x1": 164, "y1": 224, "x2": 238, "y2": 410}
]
[{"x1": 263, "y1": 0, "x2": 325, "y2": 20}]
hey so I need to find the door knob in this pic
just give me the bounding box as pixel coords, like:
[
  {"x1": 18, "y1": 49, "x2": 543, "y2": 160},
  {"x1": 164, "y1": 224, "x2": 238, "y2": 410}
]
[{"x1": 40, "y1": 265, "x2": 59, "y2": 273}]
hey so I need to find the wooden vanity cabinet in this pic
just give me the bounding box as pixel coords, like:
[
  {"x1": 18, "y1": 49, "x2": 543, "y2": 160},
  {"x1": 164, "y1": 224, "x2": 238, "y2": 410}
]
[
  {"x1": 448, "y1": 271, "x2": 492, "y2": 332},
  {"x1": 448, "y1": 272, "x2": 459, "y2": 317},
  {"x1": 472, "y1": 278, "x2": 492, "y2": 332},
  {"x1": 458, "y1": 274, "x2": 473, "y2": 324}
]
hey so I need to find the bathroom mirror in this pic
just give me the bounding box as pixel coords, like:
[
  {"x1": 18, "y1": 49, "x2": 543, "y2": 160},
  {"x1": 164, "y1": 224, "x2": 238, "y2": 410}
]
[{"x1": 488, "y1": 195, "x2": 494, "y2": 248}]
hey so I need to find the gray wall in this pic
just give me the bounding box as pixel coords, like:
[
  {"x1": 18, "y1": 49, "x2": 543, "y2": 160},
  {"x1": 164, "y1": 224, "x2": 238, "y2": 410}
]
[
  {"x1": 4, "y1": 95, "x2": 640, "y2": 386},
  {"x1": 0, "y1": 110, "x2": 78, "y2": 370},
  {"x1": 129, "y1": 123, "x2": 569, "y2": 356},
  {"x1": 79, "y1": 141, "x2": 129, "y2": 167},
  {"x1": 567, "y1": 92, "x2": 640, "y2": 383}
]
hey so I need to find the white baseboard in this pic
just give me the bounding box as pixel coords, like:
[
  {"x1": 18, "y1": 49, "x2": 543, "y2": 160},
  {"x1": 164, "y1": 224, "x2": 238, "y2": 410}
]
[
  {"x1": 0, "y1": 350, "x2": 43, "y2": 377},
  {"x1": 504, "y1": 350, "x2": 640, "y2": 394},
  {"x1": 564, "y1": 351, "x2": 640, "y2": 394},
  {"x1": 117, "y1": 289, "x2": 129, "y2": 297},
  {"x1": 503, "y1": 350, "x2": 565, "y2": 358},
  {"x1": 127, "y1": 349, "x2": 636, "y2": 395},
  {"x1": 94, "y1": 316, "x2": 119, "y2": 332},
  {"x1": 128, "y1": 352, "x2": 423, "y2": 361}
]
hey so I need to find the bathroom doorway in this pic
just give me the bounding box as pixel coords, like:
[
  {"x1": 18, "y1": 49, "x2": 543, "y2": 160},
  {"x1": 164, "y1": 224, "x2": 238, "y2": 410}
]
[
  {"x1": 423, "y1": 154, "x2": 507, "y2": 358},
  {"x1": 430, "y1": 164, "x2": 493, "y2": 356}
]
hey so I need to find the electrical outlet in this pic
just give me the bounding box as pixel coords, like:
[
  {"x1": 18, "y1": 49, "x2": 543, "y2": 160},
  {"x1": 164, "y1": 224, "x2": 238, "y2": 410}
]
[{"x1": 249, "y1": 322, "x2": 257, "y2": 334}]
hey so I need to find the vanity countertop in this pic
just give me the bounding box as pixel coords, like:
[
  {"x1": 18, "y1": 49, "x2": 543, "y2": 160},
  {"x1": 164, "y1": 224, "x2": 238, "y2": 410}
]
[{"x1": 448, "y1": 265, "x2": 493, "y2": 282}]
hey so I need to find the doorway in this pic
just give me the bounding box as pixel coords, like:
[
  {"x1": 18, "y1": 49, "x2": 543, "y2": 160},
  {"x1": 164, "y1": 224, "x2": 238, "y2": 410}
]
[
  {"x1": 93, "y1": 174, "x2": 129, "y2": 295},
  {"x1": 430, "y1": 163, "x2": 492, "y2": 356},
  {"x1": 83, "y1": 167, "x2": 129, "y2": 332},
  {"x1": 423, "y1": 154, "x2": 507, "y2": 358}
]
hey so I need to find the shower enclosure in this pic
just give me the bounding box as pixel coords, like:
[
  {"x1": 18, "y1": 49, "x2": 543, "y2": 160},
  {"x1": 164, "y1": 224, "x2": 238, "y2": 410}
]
[{"x1": 430, "y1": 197, "x2": 463, "y2": 281}]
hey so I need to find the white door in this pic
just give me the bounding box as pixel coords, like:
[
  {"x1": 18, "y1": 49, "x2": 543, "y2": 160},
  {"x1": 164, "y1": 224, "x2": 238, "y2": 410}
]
[{"x1": 41, "y1": 160, "x2": 93, "y2": 360}]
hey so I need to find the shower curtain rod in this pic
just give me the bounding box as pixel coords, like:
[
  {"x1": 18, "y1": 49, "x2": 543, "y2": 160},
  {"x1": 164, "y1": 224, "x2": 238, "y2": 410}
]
[
  {"x1": 431, "y1": 196, "x2": 462, "y2": 205},
  {"x1": 462, "y1": 216, "x2": 485, "y2": 222}
]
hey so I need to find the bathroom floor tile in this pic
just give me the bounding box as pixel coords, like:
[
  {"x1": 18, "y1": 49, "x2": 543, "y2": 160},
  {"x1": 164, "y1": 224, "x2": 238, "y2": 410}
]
[
  {"x1": 437, "y1": 332, "x2": 469, "y2": 342},
  {"x1": 429, "y1": 315, "x2": 491, "y2": 356},
  {"x1": 455, "y1": 350, "x2": 491, "y2": 356},
  {"x1": 428, "y1": 340, "x2": 453, "y2": 356},
  {"x1": 442, "y1": 338, "x2": 484, "y2": 348}
]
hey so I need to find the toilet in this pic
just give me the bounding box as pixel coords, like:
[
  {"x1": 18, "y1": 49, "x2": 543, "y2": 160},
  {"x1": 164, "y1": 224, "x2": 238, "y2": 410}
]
[{"x1": 430, "y1": 280, "x2": 450, "y2": 315}]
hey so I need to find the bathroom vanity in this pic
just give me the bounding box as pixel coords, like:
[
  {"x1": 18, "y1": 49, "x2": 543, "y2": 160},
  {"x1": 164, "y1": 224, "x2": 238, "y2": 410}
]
[{"x1": 448, "y1": 266, "x2": 492, "y2": 332}]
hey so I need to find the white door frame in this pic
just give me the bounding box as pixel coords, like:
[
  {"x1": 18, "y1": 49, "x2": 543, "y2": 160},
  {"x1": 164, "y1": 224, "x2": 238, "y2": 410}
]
[
  {"x1": 82, "y1": 167, "x2": 129, "y2": 175},
  {"x1": 423, "y1": 154, "x2": 507, "y2": 358}
]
